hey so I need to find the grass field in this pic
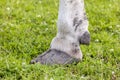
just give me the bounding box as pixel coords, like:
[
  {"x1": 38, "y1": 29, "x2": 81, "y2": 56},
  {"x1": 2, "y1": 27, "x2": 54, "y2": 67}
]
[{"x1": 0, "y1": 0, "x2": 120, "y2": 80}]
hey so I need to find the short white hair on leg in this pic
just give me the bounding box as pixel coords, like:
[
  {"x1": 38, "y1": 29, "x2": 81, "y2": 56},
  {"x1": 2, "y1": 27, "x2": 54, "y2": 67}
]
[{"x1": 30, "y1": 0, "x2": 90, "y2": 65}]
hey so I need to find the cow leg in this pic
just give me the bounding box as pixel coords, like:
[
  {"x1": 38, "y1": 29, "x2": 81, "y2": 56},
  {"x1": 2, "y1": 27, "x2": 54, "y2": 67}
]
[{"x1": 30, "y1": 0, "x2": 90, "y2": 65}]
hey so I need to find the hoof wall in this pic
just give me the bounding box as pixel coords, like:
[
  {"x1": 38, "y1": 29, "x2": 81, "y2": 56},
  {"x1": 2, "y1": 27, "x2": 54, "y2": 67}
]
[{"x1": 30, "y1": 49, "x2": 80, "y2": 65}]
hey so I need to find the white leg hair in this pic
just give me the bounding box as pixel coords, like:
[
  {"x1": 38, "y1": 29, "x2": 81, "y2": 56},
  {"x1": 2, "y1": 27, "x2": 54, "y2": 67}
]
[
  {"x1": 50, "y1": 0, "x2": 89, "y2": 60},
  {"x1": 30, "y1": 0, "x2": 90, "y2": 65}
]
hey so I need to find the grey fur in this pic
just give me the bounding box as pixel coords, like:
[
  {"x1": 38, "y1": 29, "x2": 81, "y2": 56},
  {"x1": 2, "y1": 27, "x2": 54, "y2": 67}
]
[{"x1": 73, "y1": 17, "x2": 83, "y2": 31}]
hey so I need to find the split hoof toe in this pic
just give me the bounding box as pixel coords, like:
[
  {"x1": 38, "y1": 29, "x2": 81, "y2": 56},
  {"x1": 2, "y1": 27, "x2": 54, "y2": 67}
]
[{"x1": 30, "y1": 49, "x2": 80, "y2": 65}]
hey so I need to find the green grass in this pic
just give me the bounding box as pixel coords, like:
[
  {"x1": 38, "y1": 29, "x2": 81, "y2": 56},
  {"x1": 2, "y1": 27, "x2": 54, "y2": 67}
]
[{"x1": 0, "y1": 0, "x2": 120, "y2": 80}]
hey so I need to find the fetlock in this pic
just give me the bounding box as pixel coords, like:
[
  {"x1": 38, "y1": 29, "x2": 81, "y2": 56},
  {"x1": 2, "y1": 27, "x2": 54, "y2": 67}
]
[{"x1": 50, "y1": 35, "x2": 83, "y2": 60}]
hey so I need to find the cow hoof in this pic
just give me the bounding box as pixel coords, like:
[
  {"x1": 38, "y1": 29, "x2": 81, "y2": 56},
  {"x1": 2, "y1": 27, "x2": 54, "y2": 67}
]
[{"x1": 30, "y1": 49, "x2": 80, "y2": 65}]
